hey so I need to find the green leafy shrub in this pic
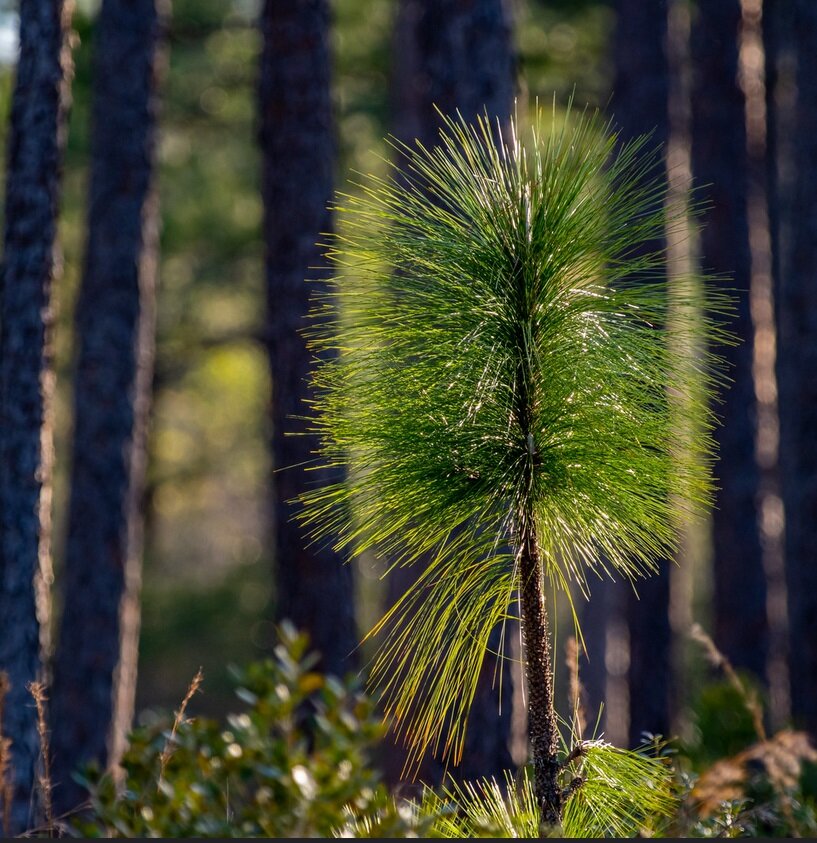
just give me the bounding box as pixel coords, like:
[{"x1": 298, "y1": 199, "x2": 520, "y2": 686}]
[
  {"x1": 68, "y1": 625, "x2": 416, "y2": 839},
  {"x1": 688, "y1": 679, "x2": 765, "y2": 768},
  {"x1": 58, "y1": 620, "x2": 816, "y2": 838}
]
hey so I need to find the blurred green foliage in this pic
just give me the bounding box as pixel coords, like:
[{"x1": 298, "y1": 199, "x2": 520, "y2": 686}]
[
  {"x1": 686, "y1": 678, "x2": 765, "y2": 768},
  {"x1": 137, "y1": 561, "x2": 271, "y2": 716},
  {"x1": 518, "y1": 0, "x2": 613, "y2": 105},
  {"x1": 70, "y1": 625, "x2": 421, "y2": 838},
  {"x1": 673, "y1": 676, "x2": 817, "y2": 838}
]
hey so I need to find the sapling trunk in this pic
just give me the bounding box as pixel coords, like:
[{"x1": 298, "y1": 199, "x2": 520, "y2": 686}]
[
  {"x1": 518, "y1": 516, "x2": 562, "y2": 830},
  {"x1": 512, "y1": 188, "x2": 562, "y2": 829}
]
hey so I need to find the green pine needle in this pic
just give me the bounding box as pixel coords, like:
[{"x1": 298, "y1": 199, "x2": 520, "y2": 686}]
[
  {"x1": 562, "y1": 742, "x2": 678, "y2": 838},
  {"x1": 335, "y1": 743, "x2": 677, "y2": 838},
  {"x1": 300, "y1": 105, "x2": 730, "y2": 770},
  {"x1": 415, "y1": 742, "x2": 677, "y2": 838}
]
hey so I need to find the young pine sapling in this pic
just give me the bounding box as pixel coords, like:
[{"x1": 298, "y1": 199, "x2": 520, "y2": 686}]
[{"x1": 301, "y1": 108, "x2": 729, "y2": 833}]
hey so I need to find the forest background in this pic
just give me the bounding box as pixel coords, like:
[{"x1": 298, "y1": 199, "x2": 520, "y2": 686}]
[
  {"x1": 0, "y1": 0, "x2": 815, "y2": 835},
  {"x1": 1, "y1": 0, "x2": 620, "y2": 716}
]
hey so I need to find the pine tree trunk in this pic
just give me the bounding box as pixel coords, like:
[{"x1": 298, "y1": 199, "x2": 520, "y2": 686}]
[
  {"x1": 518, "y1": 519, "x2": 561, "y2": 831},
  {"x1": 764, "y1": 0, "x2": 782, "y2": 303},
  {"x1": 49, "y1": 0, "x2": 165, "y2": 815},
  {"x1": 690, "y1": 0, "x2": 768, "y2": 680},
  {"x1": 259, "y1": 0, "x2": 357, "y2": 676},
  {"x1": 386, "y1": 0, "x2": 516, "y2": 782},
  {"x1": 613, "y1": 0, "x2": 673, "y2": 744},
  {"x1": 779, "y1": 0, "x2": 817, "y2": 736},
  {"x1": 0, "y1": 0, "x2": 72, "y2": 832}
]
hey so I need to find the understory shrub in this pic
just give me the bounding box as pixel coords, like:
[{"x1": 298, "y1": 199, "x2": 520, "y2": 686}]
[
  {"x1": 54, "y1": 625, "x2": 816, "y2": 838},
  {"x1": 68, "y1": 625, "x2": 416, "y2": 839}
]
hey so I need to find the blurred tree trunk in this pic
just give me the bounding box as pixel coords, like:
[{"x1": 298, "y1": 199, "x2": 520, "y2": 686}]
[
  {"x1": 49, "y1": 0, "x2": 166, "y2": 816},
  {"x1": 0, "y1": 0, "x2": 72, "y2": 833},
  {"x1": 259, "y1": 0, "x2": 357, "y2": 676},
  {"x1": 391, "y1": 0, "x2": 515, "y2": 149},
  {"x1": 613, "y1": 0, "x2": 673, "y2": 745},
  {"x1": 764, "y1": 0, "x2": 796, "y2": 735},
  {"x1": 690, "y1": 0, "x2": 767, "y2": 681},
  {"x1": 764, "y1": 0, "x2": 782, "y2": 301},
  {"x1": 387, "y1": 0, "x2": 516, "y2": 782},
  {"x1": 577, "y1": 577, "x2": 609, "y2": 738},
  {"x1": 778, "y1": 0, "x2": 817, "y2": 736}
]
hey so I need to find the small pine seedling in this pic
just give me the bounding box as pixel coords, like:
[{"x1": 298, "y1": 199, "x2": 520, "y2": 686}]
[{"x1": 300, "y1": 105, "x2": 730, "y2": 832}]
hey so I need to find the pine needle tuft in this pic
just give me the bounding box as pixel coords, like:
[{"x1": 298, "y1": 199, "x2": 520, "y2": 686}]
[
  {"x1": 301, "y1": 105, "x2": 730, "y2": 768},
  {"x1": 414, "y1": 742, "x2": 677, "y2": 838}
]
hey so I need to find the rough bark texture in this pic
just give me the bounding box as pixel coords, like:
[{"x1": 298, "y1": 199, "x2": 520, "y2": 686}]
[
  {"x1": 386, "y1": 0, "x2": 516, "y2": 783},
  {"x1": 259, "y1": 0, "x2": 356, "y2": 676},
  {"x1": 690, "y1": 0, "x2": 768, "y2": 680},
  {"x1": 613, "y1": 0, "x2": 673, "y2": 744},
  {"x1": 519, "y1": 521, "x2": 561, "y2": 830},
  {"x1": 0, "y1": 0, "x2": 72, "y2": 832},
  {"x1": 48, "y1": 0, "x2": 165, "y2": 815},
  {"x1": 508, "y1": 180, "x2": 561, "y2": 829},
  {"x1": 779, "y1": 0, "x2": 817, "y2": 736}
]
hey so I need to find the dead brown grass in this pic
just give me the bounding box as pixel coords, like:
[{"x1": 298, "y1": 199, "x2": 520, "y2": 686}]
[
  {"x1": 28, "y1": 681, "x2": 53, "y2": 836},
  {"x1": 690, "y1": 623, "x2": 816, "y2": 836},
  {"x1": 0, "y1": 672, "x2": 12, "y2": 837},
  {"x1": 566, "y1": 635, "x2": 587, "y2": 741},
  {"x1": 157, "y1": 667, "x2": 203, "y2": 789}
]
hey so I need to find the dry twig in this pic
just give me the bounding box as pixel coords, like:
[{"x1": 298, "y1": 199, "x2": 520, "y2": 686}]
[
  {"x1": 158, "y1": 668, "x2": 203, "y2": 790},
  {"x1": 0, "y1": 672, "x2": 12, "y2": 837},
  {"x1": 27, "y1": 681, "x2": 53, "y2": 836}
]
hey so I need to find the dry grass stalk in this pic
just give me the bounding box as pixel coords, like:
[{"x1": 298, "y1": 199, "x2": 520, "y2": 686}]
[
  {"x1": 690, "y1": 623, "x2": 817, "y2": 835},
  {"x1": 158, "y1": 667, "x2": 203, "y2": 789},
  {"x1": 0, "y1": 672, "x2": 13, "y2": 837},
  {"x1": 693, "y1": 729, "x2": 817, "y2": 820},
  {"x1": 690, "y1": 623, "x2": 767, "y2": 741},
  {"x1": 565, "y1": 636, "x2": 587, "y2": 741},
  {"x1": 27, "y1": 681, "x2": 53, "y2": 836}
]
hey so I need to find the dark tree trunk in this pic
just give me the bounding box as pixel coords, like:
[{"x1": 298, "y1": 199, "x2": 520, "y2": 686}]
[
  {"x1": 391, "y1": 0, "x2": 516, "y2": 150},
  {"x1": 577, "y1": 577, "x2": 609, "y2": 738},
  {"x1": 764, "y1": 0, "x2": 782, "y2": 304},
  {"x1": 690, "y1": 0, "x2": 768, "y2": 681},
  {"x1": 0, "y1": 0, "x2": 72, "y2": 833},
  {"x1": 613, "y1": 0, "x2": 673, "y2": 745},
  {"x1": 49, "y1": 0, "x2": 165, "y2": 816},
  {"x1": 764, "y1": 0, "x2": 795, "y2": 318},
  {"x1": 764, "y1": 0, "x2": 797, "y2": 735},
  {"x1": 778, "y1": 0, "x2": 817, "y2": 737},
  {"x1": 513, "y1": 228, "x2": 561, "y2": 831},
  {"x1": 259, "y1": 0, "x2": 356, "y2": 676},
  {"x1": 387, "y1": 0, "x2": 516, "y2": 782},
  {"x1": 519, "y1": 520, "x2": 561, "y2": 830}
]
